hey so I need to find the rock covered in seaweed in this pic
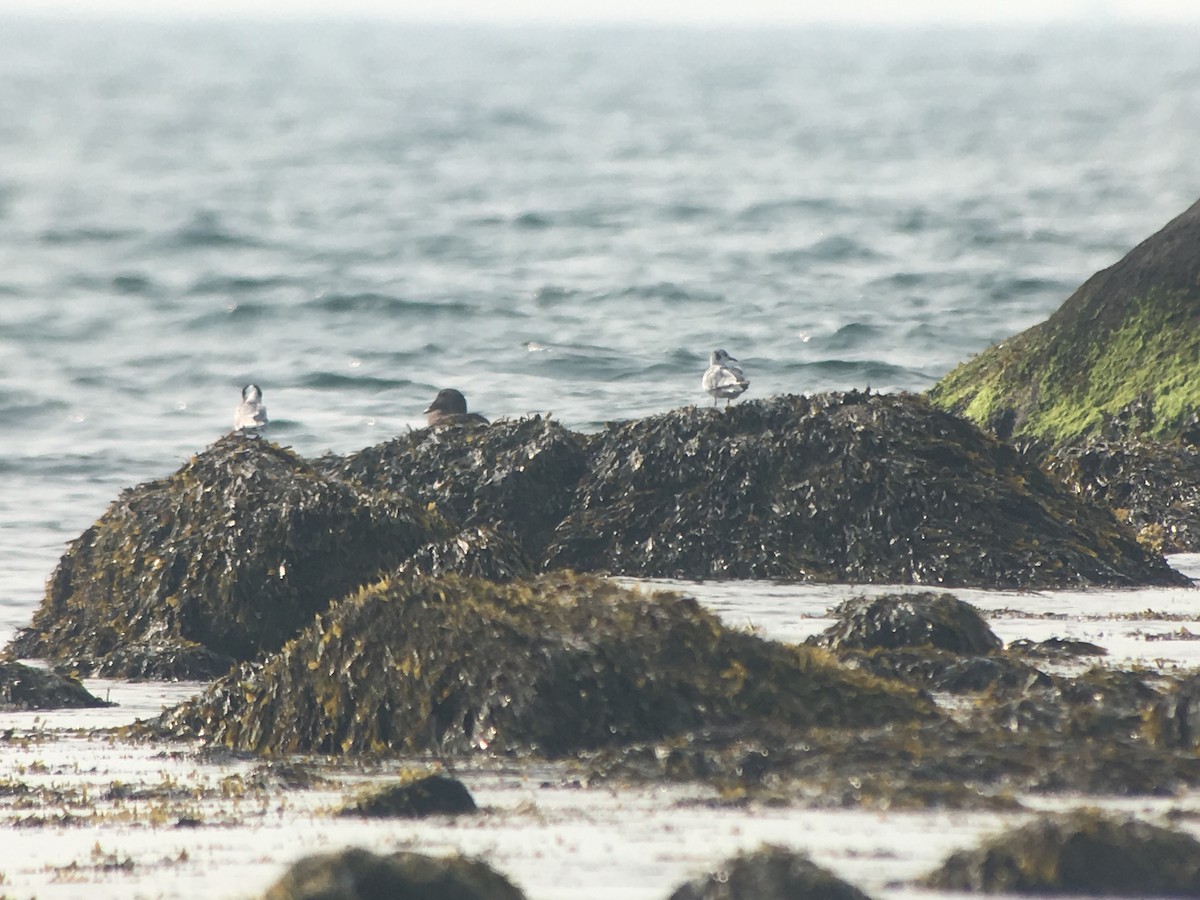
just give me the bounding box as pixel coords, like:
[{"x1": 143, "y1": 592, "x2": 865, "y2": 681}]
[
  {"x1": 263, "y1": 848, "x2": 525, "y2": 900},
  {"x1": 7, "y1": 433, "x2": 446, "y2": 679},
  {"x1": 0, "y1": 660, "x2": 112, "y2": 710},
  {"x1": 543, "y1": 392, "x2": 1185, "y2": 588},
  {"x1": 667, "y1": 845, "x2": 874, "y2": 900},
  {"x1": 930, "y1": 196, "x2": 1200, "y2": 445},
  {"x1": 148, "y1": 572, "x2": 932, "y2": 757},
  {"x1": 1041, "y1": 437, "x2": 1200, "y2": 553},
  {"x1": 325, "y1": 415, "x2": 587, "y2": 563},
  {"x1": 338, "y1": 773, "x2": 477, "y2": 819},
  {"x1": 809, "y1": 592, "x2": 1003, "y2": 654},
  {"x1": 921, "y1": 808, "x2": 1200, "y2": 895}
]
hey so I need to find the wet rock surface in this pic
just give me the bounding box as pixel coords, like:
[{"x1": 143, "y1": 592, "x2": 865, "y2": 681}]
[
  {"x1": 338, "y1": 773, "x2": 477, "y2": 819},
  {"x1": 147, "y1": 573, "x2": 933, "y2": 757},
  {"x1": 921, "y1": 808, "x2": 1200, "y2": 895},
  {"x1": 325, "y1": 416, "x2": 587, "y2": 563},
  {"x1": 544, "y1": 392, "x2": 1184, "y2": 588},
  {"x1": 263, "y1": 847, "x2": 526, "y2": 900},
  {"x1": 667, "y1": 845, "x2": 874, "y2": 900},
  {"x1": 7, "y1": 433, "x2": 445, "y2": 679},
  {"x1": 0, "y1": 660, "x2": 112, "y2": 710}
]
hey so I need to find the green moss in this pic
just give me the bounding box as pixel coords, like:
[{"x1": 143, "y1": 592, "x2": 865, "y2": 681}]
[{"x1": 931, "y1": 278, "x2": 1200, "y2": 448}]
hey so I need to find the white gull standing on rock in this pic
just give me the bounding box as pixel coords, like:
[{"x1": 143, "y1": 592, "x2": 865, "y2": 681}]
[
  {"x1": 233, "y1": 383, "x2": 269, "y2": 432},
  {"x1": 702, "y1": 349, "x2": 750, "y2": 409}
]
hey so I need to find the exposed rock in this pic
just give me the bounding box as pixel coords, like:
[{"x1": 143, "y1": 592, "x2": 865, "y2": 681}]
[
  {"x1": 7, "y1": 433, "x2": 445, "y2": 679},
  {"x1": 809, "y1": 592, "x2": 1003, "y2": 654},
  {"x1": 325, "y1": 415, "x2": 587, "y2": 563},
  {"x1": 0, "y1": 661, "x2": 111, "y2": 710},
  {"x1": 146, "y1": 572, "x2": 933, "y2": 756},
  {"x1": 543, "y1": 393, "x2": 1184, "y2": 588},
  {"x1": 930, "y1": 196, "x2": 1200, "y2": 445},
  {"x1": 263, "y1": 847, "x2": 525, "y2": 900},
  {"x1": 667, "y1": 845, "x2": 874, "y2": 900},
  {"x1": 921, "y1": 809, "x2": 1200, "y2": 894},
  {"x1": 338, "y1": 773, "x2": 477, "y2": 818}
]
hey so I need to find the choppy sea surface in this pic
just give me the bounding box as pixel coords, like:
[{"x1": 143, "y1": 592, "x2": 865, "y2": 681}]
[
  {"x1": 1, "y1": 20, "x2": 1200, "y2": 895},
  {"x1": 2, "y1": 20, "x2": 1200, "y2": 631}
]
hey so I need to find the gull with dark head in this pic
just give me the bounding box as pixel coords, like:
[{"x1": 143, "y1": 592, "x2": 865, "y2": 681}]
[
  {"x1": 702, "y1": 349, "x2": 749, "y2": 409},
  {"x1": 233, "y1": 383, "x2": 269, "y2": 432},
  {"x1": 423, "y1": 388, "x2": 489, "y2": 427}
]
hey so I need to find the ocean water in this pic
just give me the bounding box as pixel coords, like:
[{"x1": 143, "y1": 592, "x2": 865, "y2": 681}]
[{"x1": 1, "y1": 19, "x2": 1199, "y2": 636}]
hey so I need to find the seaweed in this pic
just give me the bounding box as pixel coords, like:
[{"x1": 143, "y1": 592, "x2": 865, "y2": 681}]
[
  {"x1": 668, "y1": 845, "x2": 874, "y2": 900},
  {"x1": 263, "y1": 848, "x2": 526, "y2": 900},
  {"x1": 0, "y1": 660, "x2": 112, "y2": 710},
  {"x1": 145, "y1": 572, "x2": 933, "y2": 757},
  {"x1": 544, "y1": 392, "x2": 1184, "y2": 588},
  {"x1": 337, "y1": 773, "x2": 477, "y2": 819},
  {"x1": 325, "y1": 415, "x2": 587, "y2": 563},
  {"x1": 921, "y1": 808, "x2": 1200, "y2": 894},
  {"x1": 7, "y1": 433, "x2": 447, "y2": 678}
]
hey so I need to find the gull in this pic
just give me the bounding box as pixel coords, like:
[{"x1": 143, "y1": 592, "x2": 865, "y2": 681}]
[
  {"x1": 233, "y1": 383, "x2": 269, "y2": 432},
  {"x1": 423, "y1": 388, "x2": 489, "y2": 427},
  {"x1": 702, "y1": 349, "x2": 749, "y2": 409}
]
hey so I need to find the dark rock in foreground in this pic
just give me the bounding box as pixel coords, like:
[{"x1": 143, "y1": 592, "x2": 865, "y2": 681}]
[
  {"x1": 263, "y1": 848, "x2": 525, "y2": 900},
  {"x1": 930, "y1": 196, "x2": 1200, "y2": 445},
  {"x1": 0, "y1": 661, "x2": 112, "y2": 710},
  {"x1": 7, "y1": 433, "x2": 445, "y2": 679},
  {"x1": 921, "y1": 809, "x2": 1200, "y2": 895},
  {"x1": 809, "y1": 592, "x2": 1003, "y2": 654},
  {"x1": 147, "y1": 572, "x2": 932, "y2": 757},
  {"x1": 338, "y1": 773, "x2": 477, "y2": 819},
  {"x1": 668, "y1": 845, "x2": 873, "y2": 900},
  {"x1": 325, "y1": 416, "x2": 587, "y2": 564},
  {"x1": 544, "y1": 392, "x2": 1185, "y2": 588}
]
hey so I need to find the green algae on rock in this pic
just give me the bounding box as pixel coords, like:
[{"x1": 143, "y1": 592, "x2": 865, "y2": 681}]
[
  {"x1": 148, "y1": 572, "x2": 932, "y2": 757},
  {"x1": 544, "y1": 392, "x2": 1185, "y2": 588},
  {"x1": 324, "y1": 415, "x2": 587, "y2": 563},
  {"x1": 7, "y1": 433, "x2": 446, "y2": 679},
  {"x1": 0, "y1": 660, "x2": 112, "y2": 710},
  {"x1": 263, "y1": 847, "x2": 526, "y2": 900},
  {"x1": 929, "y1": 197, "x2": 1200, "y2": 445},
  {"x1": 668, "y1": 845, "x2": 874, "y2": 900},
  {"x1": 921, "y1": 808, "x2": 1200, "y2": 895}
]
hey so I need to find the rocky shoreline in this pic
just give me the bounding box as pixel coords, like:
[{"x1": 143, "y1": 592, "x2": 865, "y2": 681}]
[{"x1": 6, "y1": 198, "x2": 1200, "y2": 897}]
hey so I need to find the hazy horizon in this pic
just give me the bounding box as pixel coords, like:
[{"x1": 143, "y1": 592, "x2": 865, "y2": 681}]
[{"x1": 2, "y1": 0, "x2": 1198, "y2": 25}]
